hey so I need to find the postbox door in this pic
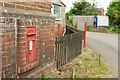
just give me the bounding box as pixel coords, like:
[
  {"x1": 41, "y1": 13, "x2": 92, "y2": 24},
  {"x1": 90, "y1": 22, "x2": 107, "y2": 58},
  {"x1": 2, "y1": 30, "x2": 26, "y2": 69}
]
[{"x1": 26, "y1": 27, "x2": 36, "y2": 64}]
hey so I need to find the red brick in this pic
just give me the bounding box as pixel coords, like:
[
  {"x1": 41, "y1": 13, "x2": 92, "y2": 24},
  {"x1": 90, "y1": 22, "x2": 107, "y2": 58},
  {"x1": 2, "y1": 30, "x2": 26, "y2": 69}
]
[
  {"x1": 25, "y1": 20, "x2": 30, "y2": 26},
  {"x1": 17, "y1": 34, "x2": 25, "y2": 37},
  {"x1": 20, "y1": 2, "x2": 29, "y2": 6},
  {"x1": 19, "y1": 67, "x2": 26, "y2": 74},
  {"x1": 26, "y1": 6, "x2": 33, "y2": 11},
  {"x1": 2, "y1": 56, "x2": 7, "y2": 62},
  {"x1": 0, "y1": 38, "x2": 2, "y2": 43},
  {"x1": 3, "y1": 33, "x2": 11, "y2": 37},
  {"x1": 2, "y1": 47, "x2": 10, "y2": 51},
  {"x1": 4, "y1": 3, "x2": 15, "y2": 8},
  {"x1": 17, "y1": 37, "x2": 26, "y2": 42},
  {"x1": 18, "y1": 58, "x2": 26, "y2": 66},
  {"x1": 17, "y1": 42, "x2": 26, "y2": 46},
  {"x1": 2, "y1": 61, "x2": 9, "y2": 67},
  {"x1": 8, "y1": 54, "x2": 15, "y2": 59},
  {"x1": 18, "y1": 62, "x2": 26, "y2": 68},
  {"x1": 17, "y1": 19, "x2": 25, "y2": 26},
  {"x1": 17, "y1": 46, "x2": 26, "y2": 51},
  {"x1": 11, "y1": 2, "x2": 21, "y2": 4},
  {"x1": 17, "y1": 50, "x2": 26, "y2": 54},
  {"x1": 18, "y1": 52, "x2": 26, "y2": 58},
  {"x1": 0, "y1": 2, "x2": 3, "y2": 7},
  {"x1": 3, "y1": 42, "x2": 10, "y2": 47},
  {"x1": 30, "y1": 3, "x2": 38, "y2": 8},
  {"x1": 33, "y1": 8, "x2": 41, "y2": 12},
  {"x1": 9, "y1": 37, "x2": 15, "y2": 41},
  {"x1": 17, "y1": 28, "x2": 25, "y2": 32},
  {"x1": 16, "y1": 4, "x2": 25, "y2": 10},
  {"x1": 6, "y1": 29, "x2": 15, "y2": 32}
]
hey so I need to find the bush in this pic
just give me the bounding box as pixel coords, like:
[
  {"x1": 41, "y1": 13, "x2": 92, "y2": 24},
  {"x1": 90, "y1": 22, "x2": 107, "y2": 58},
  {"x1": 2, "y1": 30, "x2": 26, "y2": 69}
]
[
  {"x1": 66, "y1": 18, "x2": 73, "y2": 26},
  {"x1": 112, "y1": 25, "x2": 120, "y2": 33},
  {"x1": 86, "y1": 26, "x2": 92, "y2": 31},
  {"x1": 108, "y1": 25, "x2": 120, "y2": 33},
  {"x1": 41, "y1": 72, "x2": 49, "y2": 78}
]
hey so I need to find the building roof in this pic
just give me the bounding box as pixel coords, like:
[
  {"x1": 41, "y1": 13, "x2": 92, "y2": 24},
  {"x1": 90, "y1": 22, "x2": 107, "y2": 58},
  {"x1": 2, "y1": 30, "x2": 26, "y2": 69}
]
[
  {"x1": 51, "y1": 0, "x2": 66, "y2": 7},
  {"x1": 59, "y1": 0, "x2": 66, "y2": 7},
  {"x1": 98, "y1": 8, "x2": 104, "y2": 11}
]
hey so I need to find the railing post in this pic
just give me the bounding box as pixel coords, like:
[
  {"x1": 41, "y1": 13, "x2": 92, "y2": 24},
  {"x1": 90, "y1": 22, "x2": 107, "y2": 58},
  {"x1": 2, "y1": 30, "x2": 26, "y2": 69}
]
[
  {"x1": 76, "y1": 21, "x2": 78, "y2": 29},
  {"x1": 84, "y1": 22, "x2": 87, "y2": 48}
]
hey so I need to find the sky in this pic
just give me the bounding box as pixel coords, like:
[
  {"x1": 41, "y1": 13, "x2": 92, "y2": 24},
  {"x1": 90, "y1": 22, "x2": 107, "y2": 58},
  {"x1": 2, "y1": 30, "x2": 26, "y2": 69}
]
[{"x1": 61, "y1": 0, "x2": 112, "y2": 14}]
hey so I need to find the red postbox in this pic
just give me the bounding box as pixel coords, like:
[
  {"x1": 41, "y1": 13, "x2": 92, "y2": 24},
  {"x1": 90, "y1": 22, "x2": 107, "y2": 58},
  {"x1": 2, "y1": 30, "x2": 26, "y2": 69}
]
[{"x1": 26, "y1": 27, "x2": 36, "y2": 64}]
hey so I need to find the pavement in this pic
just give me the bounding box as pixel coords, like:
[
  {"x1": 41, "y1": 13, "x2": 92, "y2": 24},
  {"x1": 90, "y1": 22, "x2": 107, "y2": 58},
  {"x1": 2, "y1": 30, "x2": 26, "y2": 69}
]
[{"x1": 86, "y1": 32, "x2": 118, "y2": 77}]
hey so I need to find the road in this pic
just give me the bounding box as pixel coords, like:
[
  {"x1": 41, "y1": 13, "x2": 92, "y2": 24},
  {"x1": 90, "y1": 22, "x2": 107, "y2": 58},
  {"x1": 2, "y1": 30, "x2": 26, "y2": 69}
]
[{"x1": 86, "y1": 32, "x2": 118, "y2": 75}]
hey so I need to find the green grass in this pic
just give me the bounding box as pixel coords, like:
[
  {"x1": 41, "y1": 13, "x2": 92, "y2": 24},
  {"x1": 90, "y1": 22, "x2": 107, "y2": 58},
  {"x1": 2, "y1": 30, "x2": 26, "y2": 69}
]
[
  {"x1": 41, "y1": 72, "x2": 49, "y2": 78},
  {"x1": 86, "y1": 26, "x2": 92, "y2": 31},
  {"x1": 48, "y1": 48, "x2": 113, "y2": 78},
  {"x1": 104, "y1": 25, "x2": 120, "y2": 33}
]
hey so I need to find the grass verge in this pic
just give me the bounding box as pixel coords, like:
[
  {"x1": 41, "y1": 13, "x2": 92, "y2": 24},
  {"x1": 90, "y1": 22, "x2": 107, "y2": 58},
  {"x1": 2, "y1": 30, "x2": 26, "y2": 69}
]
[{"x1": 41, "y1": 48, "x2": 113, "y2": 78}]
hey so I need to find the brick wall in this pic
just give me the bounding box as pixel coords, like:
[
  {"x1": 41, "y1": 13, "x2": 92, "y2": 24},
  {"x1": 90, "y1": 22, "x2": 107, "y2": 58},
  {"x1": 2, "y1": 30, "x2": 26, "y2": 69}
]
[
  {"x1": 0, "y1": 2, "x2": 51, "y2": 12},
  {"x1": 16, "y1": 13, "x2": 55, "y2": 78},
  {"x1": 1, "y1": 17, "x2": 17, "y2": 78},
  {"x1": 0, "y1": 1, "x2": 57, "y2": 78},
  {"x1": 54, "y1": 24, "x2": 66, "y2": 37}
]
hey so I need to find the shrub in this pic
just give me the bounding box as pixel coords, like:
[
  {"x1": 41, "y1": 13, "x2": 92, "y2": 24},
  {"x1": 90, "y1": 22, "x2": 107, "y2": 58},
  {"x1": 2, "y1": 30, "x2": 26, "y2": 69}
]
[
  {"x1": 86, "y1": 26, "x2": 92, "y2": 31},
  {"x1": 41, "y1": 72, "x2": 49, "y2": 78}
]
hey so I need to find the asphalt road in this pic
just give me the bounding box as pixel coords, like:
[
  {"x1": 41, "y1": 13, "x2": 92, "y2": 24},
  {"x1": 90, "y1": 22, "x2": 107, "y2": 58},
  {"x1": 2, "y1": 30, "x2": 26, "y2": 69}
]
[{"x1": 86, "y1": 32, "x2": 118, "y2": 75}]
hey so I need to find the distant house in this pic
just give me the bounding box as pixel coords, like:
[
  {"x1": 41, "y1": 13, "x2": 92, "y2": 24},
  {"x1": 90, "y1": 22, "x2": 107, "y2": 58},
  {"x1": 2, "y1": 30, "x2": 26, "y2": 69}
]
[
  {"x1": 51, "y1": 0, "x2": 66, "y2": 24},
  {"x1": 98, "y1": 8, "x2": 104, "y2": 16},
  {"x1": 51, "y1": 0, "x2": 66, "y2": 37}
]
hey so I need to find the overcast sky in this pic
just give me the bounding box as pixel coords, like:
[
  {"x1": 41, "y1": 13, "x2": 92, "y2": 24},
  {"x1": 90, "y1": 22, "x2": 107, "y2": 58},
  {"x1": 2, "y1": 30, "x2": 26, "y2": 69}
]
[{"x1": 61, "y1": 0, "x2": 112, "y2": 13}]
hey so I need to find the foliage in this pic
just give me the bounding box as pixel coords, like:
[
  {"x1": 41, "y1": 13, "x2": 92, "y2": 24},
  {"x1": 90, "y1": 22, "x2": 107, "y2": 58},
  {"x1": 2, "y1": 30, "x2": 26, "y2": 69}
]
[
  {"x1": 65, "y1": 0, "x2": 98, "y2": 26},
  {"x1": 106, "y1": 1, "x2": 120, "y2": 26},
  {"x1": 65, "y1": 12, "x2": 75, "y2": 26},
  {"x1": 66, "y1": 17, "x2": 73, "y2": 26},
  {"x1": 66, "y1": 12, "x2": 74, "y2": 20},
  {"x1": 109, "y1": 25, "x2": 120, "y2": 33},
  {"x1": 41, "y1": 72, "x2": 49, "y2": 78},
  {"x1": 70, "y1": 1, "x2": 98, "y2": 15},
  {"x1": 48, "y1": 48, "x2": 112, "y2": 78},
  {"x1": 86, "y1": 26, "x2": 92, "y2": 31},
  {"x1": 106, "y1": 1, "x2": 120, "y2": 33}
]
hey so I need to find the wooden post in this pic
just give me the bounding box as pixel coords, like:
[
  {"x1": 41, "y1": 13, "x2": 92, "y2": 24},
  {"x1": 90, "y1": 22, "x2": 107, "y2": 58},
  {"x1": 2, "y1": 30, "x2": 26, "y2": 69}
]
[
  {"x1": 71, "y1": 68, "x2": 75, "y2": 79},
  {"x1": 99, "y1": 54, "x2": 101, "y2": 66},
  {"x1": 76, "y1": 21, "x2": 78, "y2": 29}
]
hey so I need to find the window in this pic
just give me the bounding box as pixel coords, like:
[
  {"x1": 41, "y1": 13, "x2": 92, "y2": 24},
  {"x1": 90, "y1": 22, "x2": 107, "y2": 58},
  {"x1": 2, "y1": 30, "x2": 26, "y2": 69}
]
[{"x1": 51, "y1": 4, "x2": 61, "y2": 20}]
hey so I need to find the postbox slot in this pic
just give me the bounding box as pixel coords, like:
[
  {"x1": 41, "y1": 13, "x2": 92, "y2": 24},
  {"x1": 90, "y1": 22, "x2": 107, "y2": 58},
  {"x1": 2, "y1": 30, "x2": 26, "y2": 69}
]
[{"x1": 27, "y1": 33, "x2": 36, "y2": 36}]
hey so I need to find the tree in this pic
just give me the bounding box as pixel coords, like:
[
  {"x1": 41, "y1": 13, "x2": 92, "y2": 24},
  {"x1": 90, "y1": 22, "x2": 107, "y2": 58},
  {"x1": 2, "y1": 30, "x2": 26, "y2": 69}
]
[
  {"x1": 65, "y1": 12, "x2": 75, "y2": 26},
  {"x1": 106, "y1": 1, "x2": 120, "y2": 26},
  {"x1": 69, "y1": 1, "x2": 98, "y2": 15},
  {"x1": 106, "y1": 1, "x2": 120, "y2": 33},
  {"x1": 66, "y1": 12, "x2": 74, "y2": 20},
  {"x1": 65, "y1": 1, "x2": 98, "y2": 26}
]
